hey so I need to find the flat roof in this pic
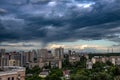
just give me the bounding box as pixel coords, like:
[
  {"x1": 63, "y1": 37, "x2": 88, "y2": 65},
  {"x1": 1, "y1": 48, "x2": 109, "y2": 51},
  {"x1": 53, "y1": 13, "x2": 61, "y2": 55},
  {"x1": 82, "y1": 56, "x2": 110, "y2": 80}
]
[{"x1": 0, "y1": 66, "x2": 25, "y2": 76}]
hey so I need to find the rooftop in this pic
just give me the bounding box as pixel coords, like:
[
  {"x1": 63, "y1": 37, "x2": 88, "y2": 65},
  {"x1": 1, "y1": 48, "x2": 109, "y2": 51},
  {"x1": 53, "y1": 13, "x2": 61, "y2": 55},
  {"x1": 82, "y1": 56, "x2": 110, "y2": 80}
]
[{"x1": 0, "y1": 66, "x2": 25, "y2": 76}]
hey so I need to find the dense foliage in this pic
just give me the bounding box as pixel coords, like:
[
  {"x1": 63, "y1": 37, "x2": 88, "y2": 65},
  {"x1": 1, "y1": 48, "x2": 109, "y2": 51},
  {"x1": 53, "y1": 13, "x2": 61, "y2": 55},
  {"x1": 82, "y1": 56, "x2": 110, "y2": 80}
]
[
  {"x1": 26, "y1": 55, "x2": 120, "y2": 80},
  {"x1": 45, "y1": 68, "x2": 63, "y2": 80}
]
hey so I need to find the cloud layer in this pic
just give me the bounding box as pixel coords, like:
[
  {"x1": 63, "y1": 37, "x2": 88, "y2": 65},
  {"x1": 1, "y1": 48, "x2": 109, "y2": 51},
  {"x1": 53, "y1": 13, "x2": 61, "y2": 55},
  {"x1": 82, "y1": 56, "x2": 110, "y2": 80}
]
[{"x1": 0, "y1": 0, "x2": 120, "y2": 45}]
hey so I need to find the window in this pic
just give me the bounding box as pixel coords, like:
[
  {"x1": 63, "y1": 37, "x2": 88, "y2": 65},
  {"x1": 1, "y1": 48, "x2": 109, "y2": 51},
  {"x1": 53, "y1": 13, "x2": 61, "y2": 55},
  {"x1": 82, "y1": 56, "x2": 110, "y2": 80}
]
[
  {"x1": 12, "y1": 77, "x2": 14, "y2": 80},
  {"x1": 8, "y1": 77, "x2": 10, "y2": 80}
]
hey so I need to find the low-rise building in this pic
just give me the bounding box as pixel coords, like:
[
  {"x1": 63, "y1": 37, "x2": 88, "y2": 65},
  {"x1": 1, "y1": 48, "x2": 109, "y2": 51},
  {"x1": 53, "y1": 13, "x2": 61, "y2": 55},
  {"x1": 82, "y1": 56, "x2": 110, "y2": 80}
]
[
  {"x1": 0, "y1": 66, "x2": 25, "y2": 80},
  {"x1": 86, "y1": 60, "x2": 93, "y2": 69},
  {"x1": 69, "y1": 53, "x2": 80, "y2": 64},
  {"x1": 91, "y1": 56, "x2": 120, "y2": 66},
  {"x1": 39, "y1": 69, "x2": 49, "y2": 78},
  {"x1": 63, "y1": 70, "x2": 70, "y2": 80}
]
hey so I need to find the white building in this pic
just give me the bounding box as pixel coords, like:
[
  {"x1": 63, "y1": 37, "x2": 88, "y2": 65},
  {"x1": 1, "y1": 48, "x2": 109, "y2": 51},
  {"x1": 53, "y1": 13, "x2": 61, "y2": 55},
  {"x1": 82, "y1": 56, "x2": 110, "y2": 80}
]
[{"x1": 86, "y1": 60, "x2": 93, "y2": 69}]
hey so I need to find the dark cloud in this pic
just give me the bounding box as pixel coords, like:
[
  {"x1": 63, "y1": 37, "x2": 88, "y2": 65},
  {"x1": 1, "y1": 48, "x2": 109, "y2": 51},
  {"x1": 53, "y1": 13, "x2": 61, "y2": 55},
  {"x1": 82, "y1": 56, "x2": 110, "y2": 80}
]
[
  {"x1": 0, "y1": 8, "x2": 7, "y2": 15},
  {"x1": 112, "y1": 44, "x2": 120, "y2": 47},
  {"x1": 0, "y1": 0, "x2": 120, "y2": 45},
  {"x1": 0, "y1": 43, "x2": 35, "y2": 47}
]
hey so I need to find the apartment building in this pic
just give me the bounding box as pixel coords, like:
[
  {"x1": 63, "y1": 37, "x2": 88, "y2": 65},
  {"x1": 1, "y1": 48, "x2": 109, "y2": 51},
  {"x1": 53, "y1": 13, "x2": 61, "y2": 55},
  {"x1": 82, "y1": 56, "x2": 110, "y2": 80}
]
[{"x1": 0, "y1": 66, "x2": 25, "y2": 80}]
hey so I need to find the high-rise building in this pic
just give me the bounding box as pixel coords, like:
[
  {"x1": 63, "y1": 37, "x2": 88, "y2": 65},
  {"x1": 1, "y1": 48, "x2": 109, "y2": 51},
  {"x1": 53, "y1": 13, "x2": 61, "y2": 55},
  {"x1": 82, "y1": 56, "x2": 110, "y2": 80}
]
[
  {"x1": 58, "y1": 60, "x2": 62, "y2": 69},
  {"x1": 68, "y1": 50, "x2": 72, "y2": 55},
  {"x1": 19, "y1": 51, "x2": 27, "y2": 67},
  {"x1": 0, "y1": 49, "x2": 5, "y2": 69},
  {"x1": 37, "y1": 49, "x2": 41, "y2": 57},
  {"x1": 3, "y1": 53, "x2": 9, "y2": 66},
  {"x1": 47, "y1": 50, "x2": 53, "y2": 58},
  {"x1": 32, "y1": 50, "x2": 37, "y2": 62},
  {"x1": 39, "y1": 49, "x2": 48, "y2": 58},
  {"x1": 9, "y1": 59, "x2": 20, "y2": 66},
  {"x1": 55, "y1": 47, "x2": 64, "y2": 59}
]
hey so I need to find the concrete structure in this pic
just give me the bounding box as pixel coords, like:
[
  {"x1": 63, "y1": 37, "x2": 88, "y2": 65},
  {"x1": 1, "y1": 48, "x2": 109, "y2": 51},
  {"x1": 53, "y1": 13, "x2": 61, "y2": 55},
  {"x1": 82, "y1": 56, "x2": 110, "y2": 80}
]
[
  {"x1": 39, "y1": 69, "x2": 49, "y2": 78},
  {"x1": 91, "y1": 56, "x2": 102, "y2": 64},
  {"x1": 0, "y1": 48, "x2": 63, "y2": 69},
  {"x1": 39, "y1": 49, "x2": 48, "y2": 58},
  {"x1": 86, "y1": 60, "x2": 93, "y2": 69},
  {"x1": 0, "y1": 66, "x2": 25, "y2": 80},
  {"x1": 9, "y1": 59, "x2": 20, "y2": 66},
  {"x1": 38, "y1": 57, "x2": 62, "y2": 69},
  {"x1": 109, "y1": 56, "x2": 120, "y2": 65},
  {"x1": 68, "y1": 52, "x2": 80, "y2": 64},
  {"x1": 0, "y1": 49, "x2": 6, "y2": 69},
  {"x1": 91, "y1": 56, "x2": 120, "y2": 66},
  {"x1": 55, "y1": 47, "x2": 64, "y2": 59},
  {"x1": 39, "y1": 72, "x2": 49, "y2": 78},
  {"x1": 58, "y1": 60, "x2": 62, "y2": 69},
  {"x1": 69, "y1": 56, "x2": 80, "y2": 64}
]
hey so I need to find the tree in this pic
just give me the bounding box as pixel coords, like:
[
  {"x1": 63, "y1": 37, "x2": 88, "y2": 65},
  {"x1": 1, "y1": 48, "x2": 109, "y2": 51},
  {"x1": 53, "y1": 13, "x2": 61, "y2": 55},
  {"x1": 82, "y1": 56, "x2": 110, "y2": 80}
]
[
  {"x1": 62, "y1": 54, "x2": 71, "y2": 69},
  {"x1": 93, "y1": 62, "x2": 106, "y2": 72},
  {"x1": 109, "y1": 66, "x2": 120, "y2": 76},
  {"x1": 46, "y1": 68, "x2": 62, "y2": 80},
  {"x1": 26, "y1": 66, "x2": 42, "y2": 75},
  {"x1": 46, "y1": 74, "x2": 61, "y2": 80},
  {"x1": 78, "y1": 56, "x2": 87, "y2": 68},
  {"x1": 71, "y1": 74, "x2": 88, "y2": 80},
  {"x1": 91, "y1": 72, "x2": 113, "y2": 80},
  {"x1": 26, "y1": 74, "x2": 42, "y2": 80},
  {"x1": 106, "y1": 61, "x2": 113, "y2": 66}
]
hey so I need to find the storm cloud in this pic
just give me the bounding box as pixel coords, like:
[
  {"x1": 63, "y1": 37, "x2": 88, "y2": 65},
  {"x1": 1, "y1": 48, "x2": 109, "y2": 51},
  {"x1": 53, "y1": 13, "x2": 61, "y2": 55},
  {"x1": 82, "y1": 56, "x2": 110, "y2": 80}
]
[{"x1": 0, "y1": 0, "x2": 120, "y2": 45}]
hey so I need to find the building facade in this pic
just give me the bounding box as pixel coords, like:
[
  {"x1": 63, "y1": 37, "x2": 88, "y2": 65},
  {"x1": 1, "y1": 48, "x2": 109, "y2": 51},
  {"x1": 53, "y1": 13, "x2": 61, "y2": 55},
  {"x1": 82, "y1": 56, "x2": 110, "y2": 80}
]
[{"x1": 0, "y1": 66, "x2": 25, "y2": 80}]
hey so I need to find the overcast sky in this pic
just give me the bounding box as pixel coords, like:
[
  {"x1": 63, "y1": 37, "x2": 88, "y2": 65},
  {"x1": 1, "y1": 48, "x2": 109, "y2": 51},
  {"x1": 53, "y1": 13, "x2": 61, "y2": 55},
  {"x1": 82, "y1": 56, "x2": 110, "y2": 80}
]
[{"x1": 0, "y1": 0, "x2": 120, "y2": 52}]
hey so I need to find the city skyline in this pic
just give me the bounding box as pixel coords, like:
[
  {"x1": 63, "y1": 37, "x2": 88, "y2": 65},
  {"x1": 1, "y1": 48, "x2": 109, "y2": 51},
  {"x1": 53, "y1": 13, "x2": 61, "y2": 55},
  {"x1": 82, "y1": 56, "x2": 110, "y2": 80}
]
[{"x1": 0, "y1": 0, "x2": 120, "y2": 52}]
